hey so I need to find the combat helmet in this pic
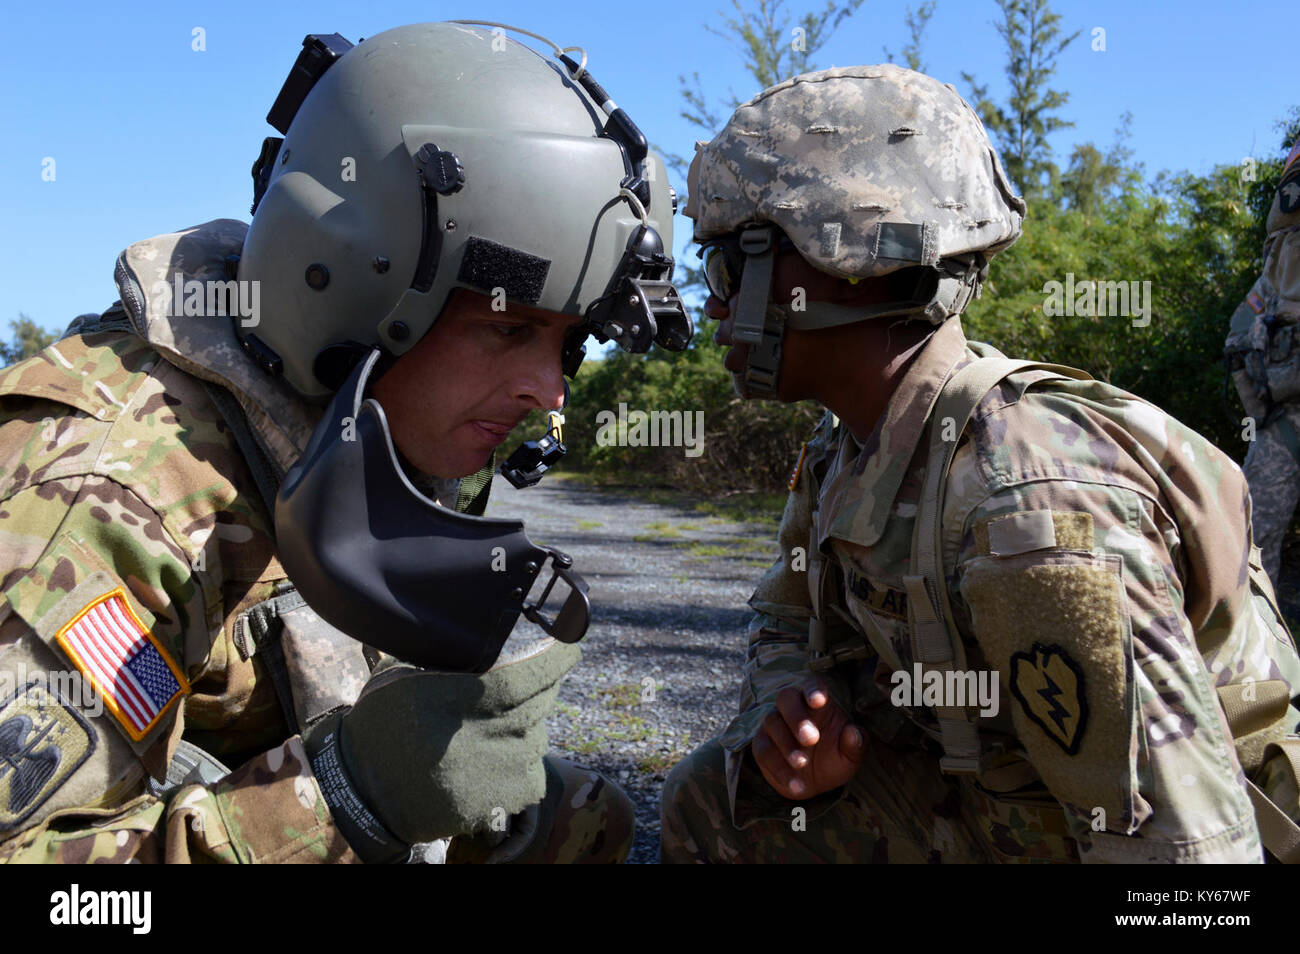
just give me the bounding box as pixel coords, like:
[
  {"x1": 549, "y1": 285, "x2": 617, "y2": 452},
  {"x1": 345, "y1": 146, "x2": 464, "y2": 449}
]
[
  {"x1": 238, "y1": 21, "x2": 690, "y2": 403},
  {"x1": 684, "y1": 64, "x2": 1025, "y2": 396}
]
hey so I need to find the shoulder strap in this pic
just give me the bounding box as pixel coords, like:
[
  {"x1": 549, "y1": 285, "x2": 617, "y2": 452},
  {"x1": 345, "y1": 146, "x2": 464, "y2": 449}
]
[
  {"x1": 1216, "y1": 677, "x2": 1300, "y2": 863},
  {"x1": 1216, "y1": 543, "x2": 1300, "y2": 862},
  {"x1": 1247, "y1": 760, "x2": 1300, "y2": 863},
  {"x1": 905, "y1": 356, "x2": 1092, "y2": 773}
]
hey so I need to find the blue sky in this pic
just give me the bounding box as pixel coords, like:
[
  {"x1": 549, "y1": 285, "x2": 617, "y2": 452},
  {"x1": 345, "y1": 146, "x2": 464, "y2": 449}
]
[{"x1": 1, "y1": 0, "x2": 1294, "y2": 334}]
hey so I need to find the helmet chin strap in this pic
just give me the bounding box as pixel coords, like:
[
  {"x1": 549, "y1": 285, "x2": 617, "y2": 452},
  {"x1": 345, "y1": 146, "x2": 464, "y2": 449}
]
[
  {"x1": 733, "y1": 226, "x2": 786, "y2": 397},
  {"x1": 729, "y1": 232, "x2": 988, "y2": 398}
]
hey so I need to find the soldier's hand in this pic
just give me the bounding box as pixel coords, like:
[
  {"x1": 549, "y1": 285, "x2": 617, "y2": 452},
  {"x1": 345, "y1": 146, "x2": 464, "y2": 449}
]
[
  {"x1": 752, "y1": 680, "x2": 863, "y2": 800},
  {"x1": 302, "y1": 641, "x2": 579, "y2": 862}
]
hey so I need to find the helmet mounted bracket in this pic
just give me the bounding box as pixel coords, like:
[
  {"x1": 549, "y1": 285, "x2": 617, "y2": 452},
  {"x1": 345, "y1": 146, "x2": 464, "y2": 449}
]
[{"x1": 252, "y1": 33, "x2": 355, "y2": 216}]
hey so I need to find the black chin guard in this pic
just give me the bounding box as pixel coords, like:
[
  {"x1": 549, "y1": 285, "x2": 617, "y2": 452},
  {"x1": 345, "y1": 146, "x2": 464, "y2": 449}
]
[{"x1": 275, "y1": 350, "x2": 590, "y2": 672}]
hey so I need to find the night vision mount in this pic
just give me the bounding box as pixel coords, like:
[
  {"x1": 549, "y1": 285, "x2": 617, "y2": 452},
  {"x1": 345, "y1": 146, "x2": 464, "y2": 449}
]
[{"x1": 584, "y1": 223, "x2": 693, "y2": 355}]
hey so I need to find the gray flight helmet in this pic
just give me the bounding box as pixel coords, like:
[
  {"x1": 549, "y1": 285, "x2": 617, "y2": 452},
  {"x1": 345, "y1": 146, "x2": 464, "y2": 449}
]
[{"x1": 238, "y1": 22, "x2": 686, "y2": 401}]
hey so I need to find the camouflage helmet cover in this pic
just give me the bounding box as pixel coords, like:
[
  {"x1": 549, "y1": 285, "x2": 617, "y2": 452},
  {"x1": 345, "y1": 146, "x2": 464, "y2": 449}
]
[{"x1": 685, "y1": 64, "x2": 1027, "y2": 280}]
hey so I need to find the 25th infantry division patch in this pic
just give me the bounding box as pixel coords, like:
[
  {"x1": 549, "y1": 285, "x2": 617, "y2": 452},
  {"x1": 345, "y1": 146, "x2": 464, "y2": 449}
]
[{"x1": 1008, "y1": 643, "x2": 1088, "y2": 755}]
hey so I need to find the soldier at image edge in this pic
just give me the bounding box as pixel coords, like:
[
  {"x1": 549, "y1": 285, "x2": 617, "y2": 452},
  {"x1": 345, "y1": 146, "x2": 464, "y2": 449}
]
[
  {"x1": 1225, "y1": 138, "x2": 1300, "y2": 592},
  {"x1": 661, "y1": 64, "x2": 1300, "y2": 863},
  {"x1": 0, "y1": 21, "x2": 695, "y2": 863}
]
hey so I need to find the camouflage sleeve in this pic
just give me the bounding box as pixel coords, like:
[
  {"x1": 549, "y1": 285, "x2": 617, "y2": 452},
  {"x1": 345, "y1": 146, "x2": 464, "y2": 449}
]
[
  {"x1": 0, "y1": 733, "x2": 356, "y2": 863},
  {"x1": 0, "y1": 469, "x2": 355, "y2": 863},
  {"x1": 952, "y1": 473, "x2": 1280, "y2": 863}
]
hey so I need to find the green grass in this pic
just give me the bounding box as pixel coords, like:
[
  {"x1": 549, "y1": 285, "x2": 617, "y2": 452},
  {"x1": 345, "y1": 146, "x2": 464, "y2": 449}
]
[
  {"x1": 634, "y1": 521, "x2": 683, "y2": 541},
  {"x1": 686, "y1": 543, "x2": 732, "y2": 558},
  {"x1": 576, "y1": 519, "x2": 603, "y2": 530},
  {"x1": 604, "y1": 714, "x2": 655, "y2": 743},
  {"x1": 684, "y1": 541, "x2": 774, "y2": 561},
  {"x1": 691, "y1": 493, "x2": 786, "y2": 525},
  {"x1": 554, "y1": 471, "x2": 785, "y2": 530},
  {"x1": 639, "y1": 522, "x2": 681, "y2": 538},
  {"x1": 597, "y1": 682, "x2": 643, "y2": 709},
  {"x1": 637, "y1": 750, "x2": 685, "y2": 774},
  {"x1": 637, "y1": 730, "x2": 693, "y2": 775},
  {"x1": 563, "y1": 715, "x2": 695, "y2": 775}
]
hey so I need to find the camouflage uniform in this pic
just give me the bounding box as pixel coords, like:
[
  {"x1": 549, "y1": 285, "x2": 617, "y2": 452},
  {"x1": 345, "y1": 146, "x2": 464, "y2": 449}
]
[
  {"x1": 1241, "y1": 388, "x2": 1300, "y2": 590},
  {"x1": 1228, "y1": 140, "x2": 1300, "y2": 589},
  {"x1": 663, "y1": 319, "x2": 1300, "y2": 863},
  {"x1": 0, "y1": 219, "x2": 633, "y2": 863},
  {"x1": 663, "y1": 66, "x2": 1300, "y2": 864}
]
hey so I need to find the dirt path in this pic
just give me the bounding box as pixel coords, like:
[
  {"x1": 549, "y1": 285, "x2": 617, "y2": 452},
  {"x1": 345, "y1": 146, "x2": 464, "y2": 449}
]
[{"x1": 483, "y1": 473, "x2": 778, "y2": 864}]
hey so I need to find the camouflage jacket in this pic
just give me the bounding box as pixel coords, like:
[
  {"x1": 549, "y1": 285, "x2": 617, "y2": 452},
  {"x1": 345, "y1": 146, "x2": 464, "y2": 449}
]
[
  {"x1": 0, "y1": 220, "x2": 464, "y2": 862},
  {"x1": 721, "y1": 318, "x2": 1300, "y2": 863},
  {"x1": 1225, "y1": 140, "x2": 1300, "y2": 423}
]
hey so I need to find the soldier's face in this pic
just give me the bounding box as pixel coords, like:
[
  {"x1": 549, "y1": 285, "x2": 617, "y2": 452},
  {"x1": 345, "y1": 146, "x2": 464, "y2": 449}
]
[
  {"x1": 370, "y1": 289, "x2": 581, "y2": 478},
  {"x1": 705, "y1": 249, "x2": 873, "y2": 400}
]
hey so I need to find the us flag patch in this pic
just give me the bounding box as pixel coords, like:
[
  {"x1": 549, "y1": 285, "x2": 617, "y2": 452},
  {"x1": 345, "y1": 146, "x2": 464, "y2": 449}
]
[
  {"x1": 1247, "y1": 290, "x2": 1265, "y2": 314},
  {"x1": 54, "y1": 588, "x2": 188, "y2": 742},
  {"x1": 788, "y1": 442, "x2": 808, "y2": 491}
]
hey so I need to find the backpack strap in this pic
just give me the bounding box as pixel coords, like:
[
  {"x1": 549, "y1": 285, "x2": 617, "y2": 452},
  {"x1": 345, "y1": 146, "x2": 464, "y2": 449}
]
[
  {"x1": 1216, "y1": 678, "x2": 1300, "y2": 863},
  {"x1": 1247, "y1": 753, "x2": 1300, "y2": 863},
  {"x1": 1217, "y1": 542, "x2": 1300, "y2": 862},
  {"x1": 905, "y1": 355, "x2": 1092, "y2": 773}
]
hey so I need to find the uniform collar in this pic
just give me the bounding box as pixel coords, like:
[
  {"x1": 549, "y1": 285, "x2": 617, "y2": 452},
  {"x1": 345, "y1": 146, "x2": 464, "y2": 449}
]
[
  {"x1": 112, "y1": 219, "x2": 321, "y2": 477},
  {"x1": 819, "y1": 318, "x2": 970, "y2": 549}
]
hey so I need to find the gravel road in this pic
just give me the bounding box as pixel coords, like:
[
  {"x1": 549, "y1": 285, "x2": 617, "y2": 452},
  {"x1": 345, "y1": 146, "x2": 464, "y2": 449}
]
[{"x1": 483, "y1": 473, "x2": 779, "y2": 864}]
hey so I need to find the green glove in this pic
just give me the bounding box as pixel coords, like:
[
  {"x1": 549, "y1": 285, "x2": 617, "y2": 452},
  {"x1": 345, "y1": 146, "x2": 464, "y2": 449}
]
[{"x1": 303, "y1": 638, "x2": 580, "y2": 863}]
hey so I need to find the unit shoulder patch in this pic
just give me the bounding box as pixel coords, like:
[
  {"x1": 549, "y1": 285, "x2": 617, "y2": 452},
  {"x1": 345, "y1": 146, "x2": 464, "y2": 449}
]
[
  {"x1": 1008, "y1": 642, "x2": 1088, "y2": 755},
  {"x1": 0, "y1": 680, "x2": 95, "y2": 831},
  {"x1": 960, "y1": 552, "x2": 1132, "y2": 824}
]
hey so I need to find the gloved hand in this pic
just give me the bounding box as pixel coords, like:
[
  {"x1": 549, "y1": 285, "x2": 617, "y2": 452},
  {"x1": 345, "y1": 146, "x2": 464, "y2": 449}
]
[{"x1": 302, "y1": 638, "x2": 580, "y2": 863}]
